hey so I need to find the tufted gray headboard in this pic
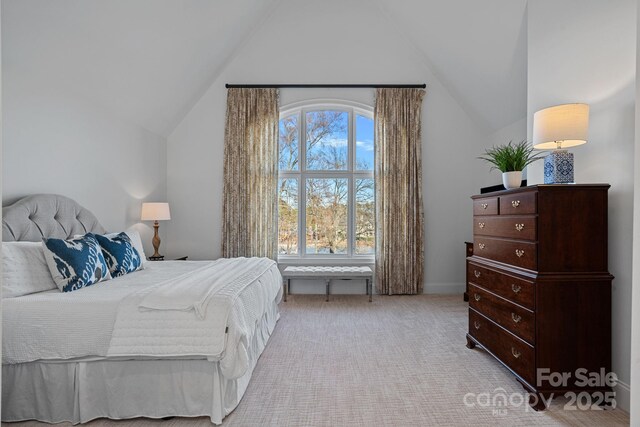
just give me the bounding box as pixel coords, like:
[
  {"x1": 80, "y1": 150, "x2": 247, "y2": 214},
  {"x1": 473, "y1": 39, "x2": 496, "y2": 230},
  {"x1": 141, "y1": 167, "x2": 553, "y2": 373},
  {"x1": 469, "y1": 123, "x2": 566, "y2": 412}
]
[{"x1": 2, "y1": 194, "x2": 106, "y2": 242}]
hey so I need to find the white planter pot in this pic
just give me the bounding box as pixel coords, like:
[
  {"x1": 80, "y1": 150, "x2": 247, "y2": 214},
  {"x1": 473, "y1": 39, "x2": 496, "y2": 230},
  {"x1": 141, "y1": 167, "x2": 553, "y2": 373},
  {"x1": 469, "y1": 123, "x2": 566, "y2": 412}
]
[{"x1": 502, "y1": 171, "x2": 523, "y2": 190}]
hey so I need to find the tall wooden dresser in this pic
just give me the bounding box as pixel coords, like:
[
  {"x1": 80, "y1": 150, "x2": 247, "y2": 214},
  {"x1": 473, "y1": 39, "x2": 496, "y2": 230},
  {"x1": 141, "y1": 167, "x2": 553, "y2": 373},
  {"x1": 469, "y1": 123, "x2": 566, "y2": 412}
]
[{"x1": 466, "y1": 185, "x2": 613, "y2": 410}]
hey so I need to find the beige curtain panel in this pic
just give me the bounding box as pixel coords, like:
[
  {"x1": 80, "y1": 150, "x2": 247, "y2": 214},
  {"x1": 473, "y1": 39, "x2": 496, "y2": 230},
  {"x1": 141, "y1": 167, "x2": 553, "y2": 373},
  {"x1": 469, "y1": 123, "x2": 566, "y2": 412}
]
[
  {"x1": 222, "y1": 88, "x2": 279, "y2": 260},
  {"x1": 375, "y1": 88, "x2": 426, "y2": 295}
]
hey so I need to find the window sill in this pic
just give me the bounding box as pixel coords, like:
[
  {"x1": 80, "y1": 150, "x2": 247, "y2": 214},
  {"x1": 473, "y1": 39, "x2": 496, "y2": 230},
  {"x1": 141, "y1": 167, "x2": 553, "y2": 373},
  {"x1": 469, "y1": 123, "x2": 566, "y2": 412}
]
[{"x1": 277, "y1": 256, "x2": 374, "y2": 266}]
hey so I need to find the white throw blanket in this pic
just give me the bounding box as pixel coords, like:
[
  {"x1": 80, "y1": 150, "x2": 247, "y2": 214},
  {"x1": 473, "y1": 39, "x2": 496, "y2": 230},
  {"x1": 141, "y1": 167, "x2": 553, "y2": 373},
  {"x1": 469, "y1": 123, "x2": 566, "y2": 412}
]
[
  {"x1": 139, "y1": 257, "x2": 261, "y2": 319},
  {"x1": 107, "y1": 257, "x2": 280, "y2": 378}
]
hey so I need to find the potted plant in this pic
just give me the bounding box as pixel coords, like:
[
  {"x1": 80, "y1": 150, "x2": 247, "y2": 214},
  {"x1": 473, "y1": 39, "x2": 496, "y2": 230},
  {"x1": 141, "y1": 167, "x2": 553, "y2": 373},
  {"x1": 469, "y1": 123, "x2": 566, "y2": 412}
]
[{"x1": 478, "y1": 140, "x2": 543, "y2": 189}]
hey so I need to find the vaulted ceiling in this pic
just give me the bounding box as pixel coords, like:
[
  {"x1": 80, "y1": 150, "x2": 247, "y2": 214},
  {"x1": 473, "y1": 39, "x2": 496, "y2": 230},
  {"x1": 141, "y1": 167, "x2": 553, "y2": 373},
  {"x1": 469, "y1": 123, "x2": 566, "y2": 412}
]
[
  {"x1": 2, "y1": 0, "x2": 528, "y2": 137},
  {"x1": 378, "y1": 0, "x2": 528, "y2": 131}
]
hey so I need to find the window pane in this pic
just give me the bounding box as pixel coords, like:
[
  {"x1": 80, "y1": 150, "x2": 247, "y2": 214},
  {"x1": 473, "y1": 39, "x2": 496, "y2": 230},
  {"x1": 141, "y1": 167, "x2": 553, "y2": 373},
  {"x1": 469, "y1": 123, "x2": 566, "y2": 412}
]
[
  {"x1": 355, "y1": 179, "x2": 375, "y2": 254},
  {"x1": 356, "y1": 115, "x2": 374, "y2": 170},
  {"x1": 306, "y1": 178, "x2": 348, "y2": 254},
  {"x1": 279, "y1": 115, "x2": 299, "y2": 171},
  {"x1": 278, "y1": 178, "x2": 299, "y2": 255},
  {"x1": 306, "y1": 111, "x2": 348, "y2": 170}
]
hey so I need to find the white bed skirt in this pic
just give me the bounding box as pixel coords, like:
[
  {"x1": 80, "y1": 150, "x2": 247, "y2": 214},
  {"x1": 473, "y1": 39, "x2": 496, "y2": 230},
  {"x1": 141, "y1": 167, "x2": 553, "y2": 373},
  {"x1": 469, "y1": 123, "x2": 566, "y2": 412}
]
[{"x1": 2, "y1": 300, "x2": 279, "y2": 425}]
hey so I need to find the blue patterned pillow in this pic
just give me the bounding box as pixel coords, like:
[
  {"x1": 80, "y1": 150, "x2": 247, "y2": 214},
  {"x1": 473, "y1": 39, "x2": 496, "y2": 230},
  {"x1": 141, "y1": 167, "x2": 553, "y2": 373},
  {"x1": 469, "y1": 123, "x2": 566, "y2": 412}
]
[
  {"x1": 42, "y1": 234, "x2": 111, "y2": 292},
  {"x1": 93, "y1": 232, "x2": 143, "y2": 277}
]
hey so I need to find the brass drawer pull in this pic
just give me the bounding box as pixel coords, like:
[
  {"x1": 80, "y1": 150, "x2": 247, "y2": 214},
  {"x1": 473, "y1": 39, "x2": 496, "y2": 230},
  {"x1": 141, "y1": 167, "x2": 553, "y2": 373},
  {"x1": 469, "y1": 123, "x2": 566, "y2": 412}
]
[
  {"x1": 511, "y1": 347, "x2": 521, "y2": 358},
  {"x1": 515, "y1": 249, "x2": 525, "y2": 257},
  {"x1": 474, "y1": 270, "x2": 481, "y2": 278},
  {"x1": 481, "y1": 203, "x2": 488, "y2": 209},
  {"x1": 515, "y1": 223, "x2": 525, "y2": 231},
  {"x1": 474, "y1": 321, "x2": 481, "y2": 330},
  {"x1": 512, "y1": 283, "x2": 521, "y2": 294},
  {"x1": 512, "y1": 200, "x2": 521, "y2": 208},
  {"x1": 474, "y1": 294, "x2": 481, "y2": 301},
  {"x1": 478, "y1": 243, "x2": 486, "y2": 250},
  {"x1": 511, "y1": 313, "x2": 522, "y2": 323},
  {"x1": 478, "y1": 222, "x2": 485, "y2": 229}
]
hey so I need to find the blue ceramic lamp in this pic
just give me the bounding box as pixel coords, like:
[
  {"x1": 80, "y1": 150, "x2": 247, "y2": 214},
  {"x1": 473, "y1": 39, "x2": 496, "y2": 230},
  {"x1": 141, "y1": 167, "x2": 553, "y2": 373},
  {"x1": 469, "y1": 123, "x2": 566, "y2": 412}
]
[{"x1": 533, "y1": 104, "x2": 589, "y2": 184}]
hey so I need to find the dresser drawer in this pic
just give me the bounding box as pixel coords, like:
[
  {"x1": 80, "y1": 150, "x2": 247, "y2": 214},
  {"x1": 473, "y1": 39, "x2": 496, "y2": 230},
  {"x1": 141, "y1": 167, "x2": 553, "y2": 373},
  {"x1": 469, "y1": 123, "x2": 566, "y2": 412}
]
[
  {"x1": 473, "y1": 197, "x2": 498, "y2": 216},
  {"x1": 474, "y1": 216, "x2": 537, "y2": 241},
  {"x1": 499, "y1": 191, "x2": 537, "y2": 215},
  {"x1": 467, "y1": 262, "x2": 534, "y2": 310},
  {"x1": 474, "y1": 237, "x2": 537, "y2": 270},
  {"x1": 469, "y1": 309, "x2": 535, "y2": 385},
  {"x1": 469, "y1": 284, "x2": 535, "y2": 344}
]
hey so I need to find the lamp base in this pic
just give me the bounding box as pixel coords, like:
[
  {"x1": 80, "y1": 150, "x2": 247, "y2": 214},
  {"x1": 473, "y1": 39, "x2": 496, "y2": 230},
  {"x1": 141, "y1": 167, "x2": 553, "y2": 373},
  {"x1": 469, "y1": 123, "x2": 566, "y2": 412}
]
[
  {"x1": 151, "y1": 220, "x2": 163, "y2": 258},
  {"x1": 543, "y1": 150, "x2": 574, "y2": 184}
]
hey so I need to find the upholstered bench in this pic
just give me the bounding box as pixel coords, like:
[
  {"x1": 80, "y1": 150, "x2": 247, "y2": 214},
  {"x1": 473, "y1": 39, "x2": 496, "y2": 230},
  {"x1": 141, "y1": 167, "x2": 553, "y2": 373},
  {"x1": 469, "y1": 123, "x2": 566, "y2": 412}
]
[{"x1": 282, "y1": 266, "x2": 373, "y2": 302}]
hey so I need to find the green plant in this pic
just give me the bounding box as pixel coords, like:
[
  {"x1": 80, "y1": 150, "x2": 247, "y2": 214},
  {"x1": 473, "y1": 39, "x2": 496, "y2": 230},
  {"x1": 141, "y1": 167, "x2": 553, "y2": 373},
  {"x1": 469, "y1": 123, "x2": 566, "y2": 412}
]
[{"x1": 478, "y1": 140, "x2": 543, "y2": 173}]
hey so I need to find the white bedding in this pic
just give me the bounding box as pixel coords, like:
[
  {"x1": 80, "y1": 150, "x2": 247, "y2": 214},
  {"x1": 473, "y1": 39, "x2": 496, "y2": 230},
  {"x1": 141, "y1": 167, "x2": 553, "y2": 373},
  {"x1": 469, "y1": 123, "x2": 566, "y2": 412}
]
[
  {"x1": 3, "y1": 259, "x2": 282, "y2": 380},
  {"x1": 3, "y1": 298, "x2": 280, "y2": 425}
]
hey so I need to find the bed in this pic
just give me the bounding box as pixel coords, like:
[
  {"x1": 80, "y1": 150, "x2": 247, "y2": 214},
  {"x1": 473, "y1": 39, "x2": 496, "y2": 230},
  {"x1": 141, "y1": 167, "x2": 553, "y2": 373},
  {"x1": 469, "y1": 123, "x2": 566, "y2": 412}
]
[{"x1": 1, "y1": 194, "x2": 283, "y2": 424}]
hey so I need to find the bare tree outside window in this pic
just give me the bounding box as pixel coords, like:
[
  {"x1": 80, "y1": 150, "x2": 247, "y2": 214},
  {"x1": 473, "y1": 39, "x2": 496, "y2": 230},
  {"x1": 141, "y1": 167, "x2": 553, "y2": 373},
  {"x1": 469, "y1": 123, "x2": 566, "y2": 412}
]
[
  {"x1": 279, "y1": 115, "x2": 299, "y2": 171},
  {"x1": 355, "y1": 178, "x2": 374, "y2": 254},
  {"x1": 306, "y1": 111, "x2": 348, "y2": 170},
  {"x1": 306, "y1": 178, "x2": 348, "y2": 254},
  {"x1": 278, "y1": 178, "x2": 298, "y2": 255},
  {"x1": 278, "y1": 106, "x2": 374, "y2": 257}
]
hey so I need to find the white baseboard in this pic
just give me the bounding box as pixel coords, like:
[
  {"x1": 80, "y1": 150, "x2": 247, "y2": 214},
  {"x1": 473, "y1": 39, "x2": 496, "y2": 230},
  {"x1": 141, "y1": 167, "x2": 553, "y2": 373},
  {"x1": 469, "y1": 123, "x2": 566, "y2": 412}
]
[
  {"x1": 614, "y1": 379, "x2": 630, "y2": 413},
  {"x1": 423, "y1": 282, "x2": 465, "y2": 295}
]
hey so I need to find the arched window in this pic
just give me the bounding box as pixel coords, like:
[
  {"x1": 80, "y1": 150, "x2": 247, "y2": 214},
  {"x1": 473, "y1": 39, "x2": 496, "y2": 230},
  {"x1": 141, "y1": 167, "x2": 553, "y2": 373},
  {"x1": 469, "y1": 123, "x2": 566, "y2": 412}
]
[{"x1": 278, "y1": 100, "x2": 374, "y2": 259}]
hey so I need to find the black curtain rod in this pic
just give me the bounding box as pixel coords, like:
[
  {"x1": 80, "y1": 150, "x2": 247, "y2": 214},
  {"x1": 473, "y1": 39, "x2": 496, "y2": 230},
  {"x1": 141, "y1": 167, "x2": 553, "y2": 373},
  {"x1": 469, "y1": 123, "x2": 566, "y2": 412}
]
[{"x1": 225, "y1": 83, "x2": 426, "y2": 89}]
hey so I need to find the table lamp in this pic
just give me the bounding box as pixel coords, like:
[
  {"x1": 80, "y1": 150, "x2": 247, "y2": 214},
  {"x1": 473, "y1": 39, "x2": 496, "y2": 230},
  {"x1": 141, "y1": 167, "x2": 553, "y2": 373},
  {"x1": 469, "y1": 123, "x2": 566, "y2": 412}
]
[
  {"x1": 141, "y1": 202, "x2": 171, "y2": 260},
  {"x1": 533, "y1": 103, "x2": 589, "y2": 184}
]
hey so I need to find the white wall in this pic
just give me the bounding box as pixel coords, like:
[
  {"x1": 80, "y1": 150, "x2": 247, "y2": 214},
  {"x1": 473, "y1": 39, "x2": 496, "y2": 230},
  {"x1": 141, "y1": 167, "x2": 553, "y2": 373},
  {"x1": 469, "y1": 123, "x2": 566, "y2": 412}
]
[
  {"x1": 481, "y1": 117, "x2": 528, "y2": 188},
  {"x1": 166, "y1": 0, "x2": 495, "y2": 294},
  {"x1": 1, "y1": 75, "x2": 168, "y2": 254},
  {"x1": 630, "y1": 0, "x2": 640, "y2": 422},
  {"x1": 2, "y1": 0, "x2": 170, "y2": 254},
  {"x1": 527, "y1": 0, "x2": 636, "y2": 412}
]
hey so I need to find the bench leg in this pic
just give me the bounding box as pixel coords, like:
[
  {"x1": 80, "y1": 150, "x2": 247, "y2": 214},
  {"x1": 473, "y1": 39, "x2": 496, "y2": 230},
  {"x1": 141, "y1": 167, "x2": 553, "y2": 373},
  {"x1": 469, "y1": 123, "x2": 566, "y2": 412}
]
[
  {"x1": 326, "y1": 279, "x2": 330, "y2": 302},
  {"x1": 368, "y1": 278, "x2": 372, "y2": 302},
  {"x1": 284, "y1": 278, "x2": 290, "y2": 302}
]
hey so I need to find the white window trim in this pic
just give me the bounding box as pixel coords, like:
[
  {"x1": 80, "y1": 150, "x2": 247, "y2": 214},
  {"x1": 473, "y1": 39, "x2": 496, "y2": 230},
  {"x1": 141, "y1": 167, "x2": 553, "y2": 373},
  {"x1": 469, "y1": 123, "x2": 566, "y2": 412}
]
[{"x1": 278, "y1": 99, "x2": 375, "y2": 263}]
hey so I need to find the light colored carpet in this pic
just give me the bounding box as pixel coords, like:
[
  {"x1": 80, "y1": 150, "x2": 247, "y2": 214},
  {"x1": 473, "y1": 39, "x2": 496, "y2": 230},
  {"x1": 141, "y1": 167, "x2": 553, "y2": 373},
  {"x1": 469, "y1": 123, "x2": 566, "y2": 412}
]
[{"x1": 5, "y1": 295, "x2": 630, "y2": 426}]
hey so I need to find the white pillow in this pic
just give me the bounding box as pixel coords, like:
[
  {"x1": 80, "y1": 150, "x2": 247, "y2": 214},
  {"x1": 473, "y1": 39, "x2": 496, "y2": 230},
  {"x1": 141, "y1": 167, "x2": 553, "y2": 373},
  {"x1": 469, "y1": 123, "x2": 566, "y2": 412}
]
[{"x1": 2, "y1": 241, "x2": 59, "y2": 298}]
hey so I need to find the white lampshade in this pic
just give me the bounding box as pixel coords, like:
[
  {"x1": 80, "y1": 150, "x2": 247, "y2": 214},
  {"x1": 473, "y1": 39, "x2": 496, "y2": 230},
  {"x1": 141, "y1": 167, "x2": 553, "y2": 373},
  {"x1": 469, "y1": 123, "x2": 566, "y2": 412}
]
[
  {"x1": 141, "y1": 202, "x2": 171, "y2": 221},
  {"x1": 533, "y1": 103, "x2": 589, "y2": 150}
]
